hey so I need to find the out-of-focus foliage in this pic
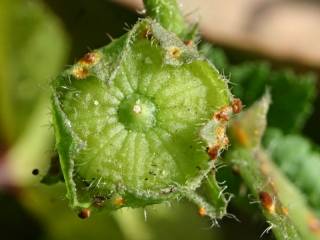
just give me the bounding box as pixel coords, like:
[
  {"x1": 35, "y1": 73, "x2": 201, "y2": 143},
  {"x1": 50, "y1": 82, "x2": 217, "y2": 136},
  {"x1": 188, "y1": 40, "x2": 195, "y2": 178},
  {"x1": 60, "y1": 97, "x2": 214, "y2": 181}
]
[
  {"x1": 264, "y1": 128, "x2": 320, "y2": 216},
  {"x1": 0, "y1": 0, "x2": 69, "y2": 186},
  {"x1": 0, "y1": 0, "x2": 69, "y2": 144},
  {"x1": 202, "y1": 46, "x2": 316, "y2": 134}
]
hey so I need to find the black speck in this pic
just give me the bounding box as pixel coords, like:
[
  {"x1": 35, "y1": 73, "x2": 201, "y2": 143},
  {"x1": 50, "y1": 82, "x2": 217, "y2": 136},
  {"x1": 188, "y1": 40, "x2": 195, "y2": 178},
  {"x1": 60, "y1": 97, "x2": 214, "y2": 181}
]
[{"x1": 32, "y1": 169, "x2": 39, "y2": 175}]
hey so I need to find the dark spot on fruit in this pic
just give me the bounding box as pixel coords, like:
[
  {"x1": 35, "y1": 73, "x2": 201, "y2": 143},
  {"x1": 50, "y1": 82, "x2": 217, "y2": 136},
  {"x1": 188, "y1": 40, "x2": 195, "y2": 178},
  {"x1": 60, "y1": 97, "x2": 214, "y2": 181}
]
[
  {"x1": 231, "y1": 166, "x2": 240, "y2": 175},
  {"x1": 84, "y1": 181, "x2": 90, "y2": 187},
  {"x1": 160, "y1": 186, "x2": 175, "y2": 194},
  {"x1": 93, "y1": 196, "x2": 106, "y2": 208},
  {"x1": 78, "y1": 208, "x2": 91, "y2": 219},
  {"x1": 143, "y1": 28, "x2": 153, "y2": 40},
  {"x1": 32, "y1": 169, "x2": 39, "y2": 175}
]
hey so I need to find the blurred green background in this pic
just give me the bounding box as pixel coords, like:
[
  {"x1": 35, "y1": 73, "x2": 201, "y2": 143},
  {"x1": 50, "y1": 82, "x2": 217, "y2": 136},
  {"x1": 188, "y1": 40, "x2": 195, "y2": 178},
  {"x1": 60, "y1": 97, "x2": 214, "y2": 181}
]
[{"x1": 0, "y1": 0, "x2": 319, "y2": 239}]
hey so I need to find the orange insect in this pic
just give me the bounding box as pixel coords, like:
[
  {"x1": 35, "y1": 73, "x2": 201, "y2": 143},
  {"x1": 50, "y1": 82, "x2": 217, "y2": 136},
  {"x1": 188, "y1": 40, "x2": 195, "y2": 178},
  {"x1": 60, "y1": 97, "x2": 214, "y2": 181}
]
[
  {"x1": 78, "y1": 208, "x2": 91, "y2": 219},
  {"x1": 198, "y1": 207, "x2": 206, "y2": 217},
  {"x1": 231, "y1": 98, "x2": 242, "y2": 114},
  {"x1": 80, "y1": 52, "x2": 98, "y2": 65},
  {"x1": 184, "y1": 40, "x2": 193, "y2": 47},
  {"x1": 72, "y1": 66, "x2": 89, "y2": 79},
  {"x1": 259, "y1": 191, "x2": 275, "y2": 214}
]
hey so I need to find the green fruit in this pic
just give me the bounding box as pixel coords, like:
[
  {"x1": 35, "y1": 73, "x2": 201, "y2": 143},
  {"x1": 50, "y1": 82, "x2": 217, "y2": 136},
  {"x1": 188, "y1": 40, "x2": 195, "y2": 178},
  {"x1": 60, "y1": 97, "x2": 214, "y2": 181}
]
[{"x1": 52, "y1": 19, "x2": 232, "y2": 216}]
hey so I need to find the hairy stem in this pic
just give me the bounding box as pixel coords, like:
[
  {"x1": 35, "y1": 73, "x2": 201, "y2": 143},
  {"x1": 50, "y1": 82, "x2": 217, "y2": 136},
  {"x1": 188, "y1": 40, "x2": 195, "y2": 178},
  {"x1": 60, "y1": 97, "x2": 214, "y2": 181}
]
[
  {"x1": 143, "y1": 0, "x2": 188, "y2": 37},
  {"x1": 227, "y1": 94, "x2": 320, "y2": 239}
]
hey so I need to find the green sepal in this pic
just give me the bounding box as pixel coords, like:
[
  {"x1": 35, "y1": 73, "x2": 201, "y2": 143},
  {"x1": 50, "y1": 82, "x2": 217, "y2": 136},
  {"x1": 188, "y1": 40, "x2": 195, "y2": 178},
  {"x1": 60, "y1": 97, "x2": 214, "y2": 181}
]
[{"x1": 52, "y1": 18, "x2": 232, "y2": 216}]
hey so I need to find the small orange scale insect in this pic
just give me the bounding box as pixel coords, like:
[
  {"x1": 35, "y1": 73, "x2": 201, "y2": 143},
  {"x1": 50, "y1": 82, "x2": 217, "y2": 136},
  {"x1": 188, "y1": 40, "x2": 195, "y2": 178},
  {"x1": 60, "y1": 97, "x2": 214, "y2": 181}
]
[
  {"x1": 198, "y1": 207, "x2": 206, "y2": 217},
  {"x1": 259, "y1": 191, "x2": 275, "y2": 214},
  {"x1": 78, "y1": 208, "x2": 91, "y2": 219},
  {"x1": 72, "y1": 66, "x2": 89, "y2": 80},
  {"x1": 213, "y1": 106, "x2": 231, "y2": 122},
  {"x1": 183, "y1": 39, "x2": 193, "y2": 47},
  {"x1": 231, "y1": 98, "x2": 242, "y2": 114},
  {"x1": 79, "y1": 52, "x2": 98, "y2": 65}
]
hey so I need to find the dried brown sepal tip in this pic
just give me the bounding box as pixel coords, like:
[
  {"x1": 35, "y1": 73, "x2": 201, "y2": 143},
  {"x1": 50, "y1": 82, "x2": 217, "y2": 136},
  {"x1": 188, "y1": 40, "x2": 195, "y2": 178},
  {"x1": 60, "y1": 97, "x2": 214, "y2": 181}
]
[
  {"x1": 231, "y1": 98, "x2": 242, "y2": 114},
  {"x1": 259, "y1": 191, "x2": 275, "y2": 214},
  {"x1": 198, "y1": 207, "x2": 206, "y2": 217},
  {"x1": 78, "y1": 208, "x2": 91, "y2": 219}
]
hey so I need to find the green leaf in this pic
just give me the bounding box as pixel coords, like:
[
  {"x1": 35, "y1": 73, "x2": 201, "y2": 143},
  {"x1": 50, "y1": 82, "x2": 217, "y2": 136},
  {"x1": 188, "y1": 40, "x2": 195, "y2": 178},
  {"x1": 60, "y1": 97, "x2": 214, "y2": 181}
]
[
  {"x1": 231, "y1": 64, "x2": 316, "y2": 133},
  {"x1": 199, "y1": 44, "x2": 229, "y2": 73}
]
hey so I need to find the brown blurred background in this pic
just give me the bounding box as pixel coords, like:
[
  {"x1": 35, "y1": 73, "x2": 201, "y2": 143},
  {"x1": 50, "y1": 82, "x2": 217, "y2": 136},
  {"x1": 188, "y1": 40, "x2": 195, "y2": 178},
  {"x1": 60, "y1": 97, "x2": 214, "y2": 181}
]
[{"x1": 115, "y1": 0, "x2": 320, "y2": 69}]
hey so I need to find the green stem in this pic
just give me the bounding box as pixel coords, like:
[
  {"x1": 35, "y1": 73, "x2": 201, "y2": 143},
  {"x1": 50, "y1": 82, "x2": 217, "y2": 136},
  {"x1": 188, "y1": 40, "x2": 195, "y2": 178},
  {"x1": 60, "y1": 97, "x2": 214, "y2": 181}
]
[
  {"x1": 143, "y1": 0, "x2": 188, "y2": 37},
  {"x1": 227, "y1": 94, "x2": 320, "y2": 239},
  {"x1": 228, "y1": 148, "x2": 320, "y2": 239}
]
